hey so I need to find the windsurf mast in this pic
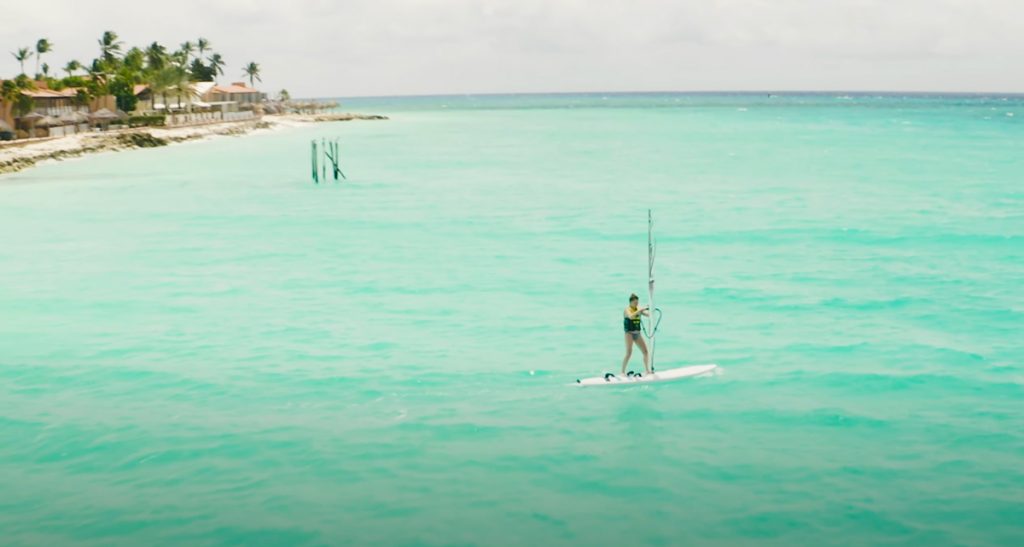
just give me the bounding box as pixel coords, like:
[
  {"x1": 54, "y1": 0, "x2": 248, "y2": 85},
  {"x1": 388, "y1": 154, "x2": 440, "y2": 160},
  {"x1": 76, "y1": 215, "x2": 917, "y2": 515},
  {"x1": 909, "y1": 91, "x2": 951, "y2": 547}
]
[{"x1": 647, "y1": 209, "x2": 657, "y2": 372}]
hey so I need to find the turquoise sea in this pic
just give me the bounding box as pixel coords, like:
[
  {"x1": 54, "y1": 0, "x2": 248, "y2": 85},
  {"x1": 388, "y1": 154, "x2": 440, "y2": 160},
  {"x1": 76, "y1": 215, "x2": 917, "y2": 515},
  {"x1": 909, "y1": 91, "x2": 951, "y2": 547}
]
[{"x1": 1, "y1": 93, "x2": 1022, "y2": 546}]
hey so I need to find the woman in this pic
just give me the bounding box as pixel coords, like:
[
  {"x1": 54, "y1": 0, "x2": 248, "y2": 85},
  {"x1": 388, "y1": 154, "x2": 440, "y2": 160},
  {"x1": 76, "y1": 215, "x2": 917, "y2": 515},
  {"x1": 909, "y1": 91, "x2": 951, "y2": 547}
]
[{"x1": 622, "y1": 293, "x2": 651, "y2": 376}]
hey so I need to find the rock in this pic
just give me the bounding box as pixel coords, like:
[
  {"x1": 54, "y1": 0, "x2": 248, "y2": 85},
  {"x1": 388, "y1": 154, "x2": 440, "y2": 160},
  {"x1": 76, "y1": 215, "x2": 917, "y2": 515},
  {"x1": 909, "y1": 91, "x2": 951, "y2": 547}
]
[{"x1": 114, "y1": 132, "x2": 168, "y2": 148}]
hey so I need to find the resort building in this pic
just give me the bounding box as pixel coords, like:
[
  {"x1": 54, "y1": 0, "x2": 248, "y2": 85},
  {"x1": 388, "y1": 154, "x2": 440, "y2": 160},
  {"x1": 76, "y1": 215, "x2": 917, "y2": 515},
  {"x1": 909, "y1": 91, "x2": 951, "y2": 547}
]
[
  {"x1": 0, "y1": 80, "x2": 117, "y2": 138},
  {"x1": 128, "y1": 81, "x2": 261, "y2": 126},
  {"x1": 2, "y1": 78, "x2": 265, "y2": 140},
  {"x1": 209, "y1": 82, "x2": 264, "y2": 104}
]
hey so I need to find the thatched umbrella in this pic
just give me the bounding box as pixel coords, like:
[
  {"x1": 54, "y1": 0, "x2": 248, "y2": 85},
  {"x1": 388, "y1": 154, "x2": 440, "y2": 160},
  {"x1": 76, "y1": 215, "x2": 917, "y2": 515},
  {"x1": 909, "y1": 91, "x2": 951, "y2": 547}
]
[
  {"x1": 59, "y1": 112, "x2": 85, "y2": 134},
  {"x1": 19, "y1": 111, "x2": 44, "y2": 124},
  {"x1": 90, "y1": 108, "x2": 119, "y2": 121},
  {"x1": 37, "y1": 115, "x2": 60, "y2": 128},
  {"x1": 89, "y1": 108, "x2": 119, "y2": 130},
  {"x1": 18, "y1": 111, "x2": 44, "y2": 136}
]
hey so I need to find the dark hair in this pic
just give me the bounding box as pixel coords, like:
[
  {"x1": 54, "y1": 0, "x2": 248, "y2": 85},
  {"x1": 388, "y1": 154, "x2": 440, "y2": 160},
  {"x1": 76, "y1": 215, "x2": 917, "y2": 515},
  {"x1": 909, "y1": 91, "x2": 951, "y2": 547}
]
[{"x1": 629, "y1": 293, "x2": 639, "y2": 302}]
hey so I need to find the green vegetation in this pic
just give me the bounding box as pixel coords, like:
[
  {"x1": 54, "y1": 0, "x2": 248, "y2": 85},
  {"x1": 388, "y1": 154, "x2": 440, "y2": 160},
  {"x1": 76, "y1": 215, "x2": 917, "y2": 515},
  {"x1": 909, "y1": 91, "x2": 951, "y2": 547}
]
[
  {"x1": 4, "y1": 30, "x2": 263, "y2": 115},
  {"x1": 11, "y1": 47, "x2": 32, "y2": 75},
  {"x1": 1, "y1": 79, "x2": 21, "y2": 105},
  {"x1": 13, "y1": 90, "x2": 34, "y2": 117},
  {"x1": 2, "y1": 76, "x2": 35, "y2": 115},
  {"x1": 127, "y1": 114, "x2": 166, "y2": 128},
  {"x1": 242, "y1": 62, "x2": 262, "y2": 87},
  {"x1": 208, "y1": 54, "x2": 225, "y2": 79},
  {"x1": 35, "y1": 39, "x2": 51, "y2": 78},
  {"x1": 109, "y1": 78, "x2": 137, "y2": 113},
  {"x1": 62, "y1": 59, "x2": 81, "y2": 78}
]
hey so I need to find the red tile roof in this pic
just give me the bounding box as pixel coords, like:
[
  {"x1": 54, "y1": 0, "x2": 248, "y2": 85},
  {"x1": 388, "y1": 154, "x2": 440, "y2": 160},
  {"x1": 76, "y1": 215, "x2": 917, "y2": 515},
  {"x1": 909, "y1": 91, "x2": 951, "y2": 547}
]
[{"x1": 213, "y1": 84, "x2": 260, "y2": 94}]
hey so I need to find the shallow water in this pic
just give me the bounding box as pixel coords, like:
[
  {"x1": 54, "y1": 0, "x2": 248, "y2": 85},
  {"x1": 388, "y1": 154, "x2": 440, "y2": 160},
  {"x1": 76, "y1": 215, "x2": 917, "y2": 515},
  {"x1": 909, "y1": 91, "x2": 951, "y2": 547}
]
[{"x1": 1, "y1": 93, "x2": 1022, "y2": 546}]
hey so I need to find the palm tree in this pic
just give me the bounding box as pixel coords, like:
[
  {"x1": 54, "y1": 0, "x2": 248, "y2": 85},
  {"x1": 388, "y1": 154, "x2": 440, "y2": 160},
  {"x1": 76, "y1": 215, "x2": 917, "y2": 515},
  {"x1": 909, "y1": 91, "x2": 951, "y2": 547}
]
[
  {"x1": 207, "y1": 53, "x2": 225, "y2": 80},
  {"x1": 123, "y1": 47, "x2": 145, "y2": 73},
  {"x1": 63, "y1": 60, "x2": 81, "y2": 78},
  {"x1": 179, "y1": 41, "x2": 194, "y2": 63},
  {"x1": 98, "y1": 31, "x2": 123, "y2": 64},
  {"x1": 171, "y1": 48, "x2": 189, "y2": 69},
  {"x1": 35, "y1": 39, "x2": 52, "y2": 78},
  {"x1": 86, "y1": 59, "x2": 108, "y2": 86},
  {"x1": 242, "y1": 62, "x2": 261, "y2": 87},
  {"x1": 196, "y1": 38, "x2": 210, "y2": 58},
  {"x1": 11, "y1": 48, "x2": 33, "y2": 76},
  {"x1": 172, "y1": 66, "x2": 196, "y2": 109},
  {"x1": 41, "y1": 63, "x2": 50, "y2": 77},
  {"x1": 148, "y1": 65, "x2": 178, "y2": 111},
  {"x1": 145, "y1": 42, "x2": 167, "y2": 70}
]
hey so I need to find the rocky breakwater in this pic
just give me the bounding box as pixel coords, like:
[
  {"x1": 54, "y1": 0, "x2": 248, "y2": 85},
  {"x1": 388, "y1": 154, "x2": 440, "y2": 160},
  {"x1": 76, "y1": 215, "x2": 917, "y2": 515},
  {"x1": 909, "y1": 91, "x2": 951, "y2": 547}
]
[
  {"x1": 286, "y1": 113, "x2": 389, "y2": 123},
  {"x1": 0, "y1": 120, "x2": 273, "y2": 176},
  {"x1": 0, "y1": 114, "x2": 382, "y2": 176}
]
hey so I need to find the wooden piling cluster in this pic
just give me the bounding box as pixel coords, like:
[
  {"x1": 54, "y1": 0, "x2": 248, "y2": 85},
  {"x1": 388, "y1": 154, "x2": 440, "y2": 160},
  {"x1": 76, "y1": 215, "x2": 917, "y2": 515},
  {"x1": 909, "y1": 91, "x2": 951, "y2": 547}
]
[{"x1": 311, "y1": 138, "x2": 346, "y2": 184}]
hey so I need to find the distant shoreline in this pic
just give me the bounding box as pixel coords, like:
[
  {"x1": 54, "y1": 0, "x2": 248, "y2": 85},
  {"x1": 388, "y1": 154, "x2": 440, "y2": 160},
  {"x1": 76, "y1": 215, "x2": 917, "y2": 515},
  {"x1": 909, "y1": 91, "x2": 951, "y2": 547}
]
[{"x1": 0, "y1": 113, "x2": 387, "y2": 176}]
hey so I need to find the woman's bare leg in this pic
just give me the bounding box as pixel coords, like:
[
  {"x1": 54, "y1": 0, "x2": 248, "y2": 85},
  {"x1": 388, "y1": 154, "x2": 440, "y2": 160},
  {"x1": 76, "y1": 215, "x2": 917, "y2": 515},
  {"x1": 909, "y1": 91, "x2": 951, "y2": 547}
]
[
  {"x1": 621, "y1": 333, "x2": 633, "y2": 374},
  {"x1": 635, "y1": 336, "x2": 650, "y2": 374}
]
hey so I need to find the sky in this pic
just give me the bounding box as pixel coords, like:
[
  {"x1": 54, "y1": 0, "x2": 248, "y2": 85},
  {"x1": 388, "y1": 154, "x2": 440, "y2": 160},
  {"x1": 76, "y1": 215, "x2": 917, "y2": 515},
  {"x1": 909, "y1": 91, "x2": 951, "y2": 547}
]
[{"x1": 2, "y1": 0, "x2": 1022, "y2": 97}]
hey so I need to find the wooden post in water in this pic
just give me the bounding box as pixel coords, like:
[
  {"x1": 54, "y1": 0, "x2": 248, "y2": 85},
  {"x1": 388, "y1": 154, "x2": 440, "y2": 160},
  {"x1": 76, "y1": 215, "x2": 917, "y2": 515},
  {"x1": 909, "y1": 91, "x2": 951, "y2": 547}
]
[
  {"x1": 321, "y1": 138, "x2": 327, "y2": 183},
  {"x1": 311, "y1": 140, "x2": 319, "y2": 184},
  {"x1": 331, "y1": 140, "x2": 338, "y2": 181},
  {"x1": 334, "y1": 139, "x2": 346, "y2": 180},
  {"x1": 312, "y1": 138, "x2": 347, "y2": 184}
]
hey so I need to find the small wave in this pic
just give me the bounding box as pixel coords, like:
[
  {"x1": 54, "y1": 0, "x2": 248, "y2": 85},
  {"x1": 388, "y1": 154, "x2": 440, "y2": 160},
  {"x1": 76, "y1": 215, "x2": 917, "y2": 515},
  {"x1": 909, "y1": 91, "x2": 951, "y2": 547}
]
[
  {"x1": 789, "y1": 371, "x2": 1021, "y2": 397},
  {"x1": 820, "y1": 296, "x2": 919, "y2": 310},
  {"x1": 782, "y1": 341, "x2": 873, "y2": 354}
]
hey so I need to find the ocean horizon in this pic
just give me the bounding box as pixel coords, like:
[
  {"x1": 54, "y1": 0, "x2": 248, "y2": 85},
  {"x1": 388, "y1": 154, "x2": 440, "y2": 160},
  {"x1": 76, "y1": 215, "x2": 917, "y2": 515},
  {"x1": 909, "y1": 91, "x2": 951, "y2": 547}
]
[{"x1": 325, "y1": 89, "x2": 1024, "y2": 107}]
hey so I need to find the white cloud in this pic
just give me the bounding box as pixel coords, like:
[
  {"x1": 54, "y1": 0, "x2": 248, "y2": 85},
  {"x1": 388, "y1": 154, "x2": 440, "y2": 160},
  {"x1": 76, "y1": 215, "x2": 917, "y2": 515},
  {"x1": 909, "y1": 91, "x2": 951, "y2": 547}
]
[{"x1": 3, "y1": 0, "x2": 1022, "y2": 96}]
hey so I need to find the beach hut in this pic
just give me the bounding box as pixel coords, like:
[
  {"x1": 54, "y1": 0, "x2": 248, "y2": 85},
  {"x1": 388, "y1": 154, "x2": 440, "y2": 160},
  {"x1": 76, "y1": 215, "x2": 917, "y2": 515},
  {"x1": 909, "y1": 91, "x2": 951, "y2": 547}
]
[{"x1": 89, "y1": 108, "x2": 119, "y2": 131}]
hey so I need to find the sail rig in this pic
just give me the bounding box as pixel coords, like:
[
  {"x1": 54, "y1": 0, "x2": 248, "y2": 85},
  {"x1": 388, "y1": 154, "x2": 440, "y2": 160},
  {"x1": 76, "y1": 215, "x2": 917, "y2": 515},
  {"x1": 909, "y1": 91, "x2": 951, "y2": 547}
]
[{"x1": 645, "y1": 209, "x2": 662, "y2": 372}]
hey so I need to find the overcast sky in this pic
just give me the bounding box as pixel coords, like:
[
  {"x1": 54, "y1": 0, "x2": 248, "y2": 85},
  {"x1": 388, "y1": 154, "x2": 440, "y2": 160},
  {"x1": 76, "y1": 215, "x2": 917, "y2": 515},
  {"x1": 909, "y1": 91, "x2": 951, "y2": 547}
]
[{"x1": 3, "y1": 0, "x2": 1022, "y2": 97}]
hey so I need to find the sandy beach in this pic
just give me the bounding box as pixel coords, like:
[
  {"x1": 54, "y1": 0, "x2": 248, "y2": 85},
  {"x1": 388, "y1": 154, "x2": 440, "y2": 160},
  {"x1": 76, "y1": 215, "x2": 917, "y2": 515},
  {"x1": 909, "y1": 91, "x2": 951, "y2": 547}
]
[{"x1": 0, "y1": 113, "x2": 386, "y2": 175}]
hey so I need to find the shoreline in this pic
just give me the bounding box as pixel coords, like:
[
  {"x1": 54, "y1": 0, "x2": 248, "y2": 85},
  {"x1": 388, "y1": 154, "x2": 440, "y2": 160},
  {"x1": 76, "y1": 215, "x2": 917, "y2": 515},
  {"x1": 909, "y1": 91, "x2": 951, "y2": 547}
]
[{"x1": 0, "y1": 113, "x2": 387, "y2": 176}]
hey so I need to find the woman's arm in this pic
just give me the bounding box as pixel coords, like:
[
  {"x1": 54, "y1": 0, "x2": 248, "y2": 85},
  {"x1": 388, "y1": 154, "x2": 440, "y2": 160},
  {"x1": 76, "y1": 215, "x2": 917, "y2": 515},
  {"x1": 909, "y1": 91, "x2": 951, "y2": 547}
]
[{"x1": 626, "y1": 307, "x2": 648, "y2": 319}]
